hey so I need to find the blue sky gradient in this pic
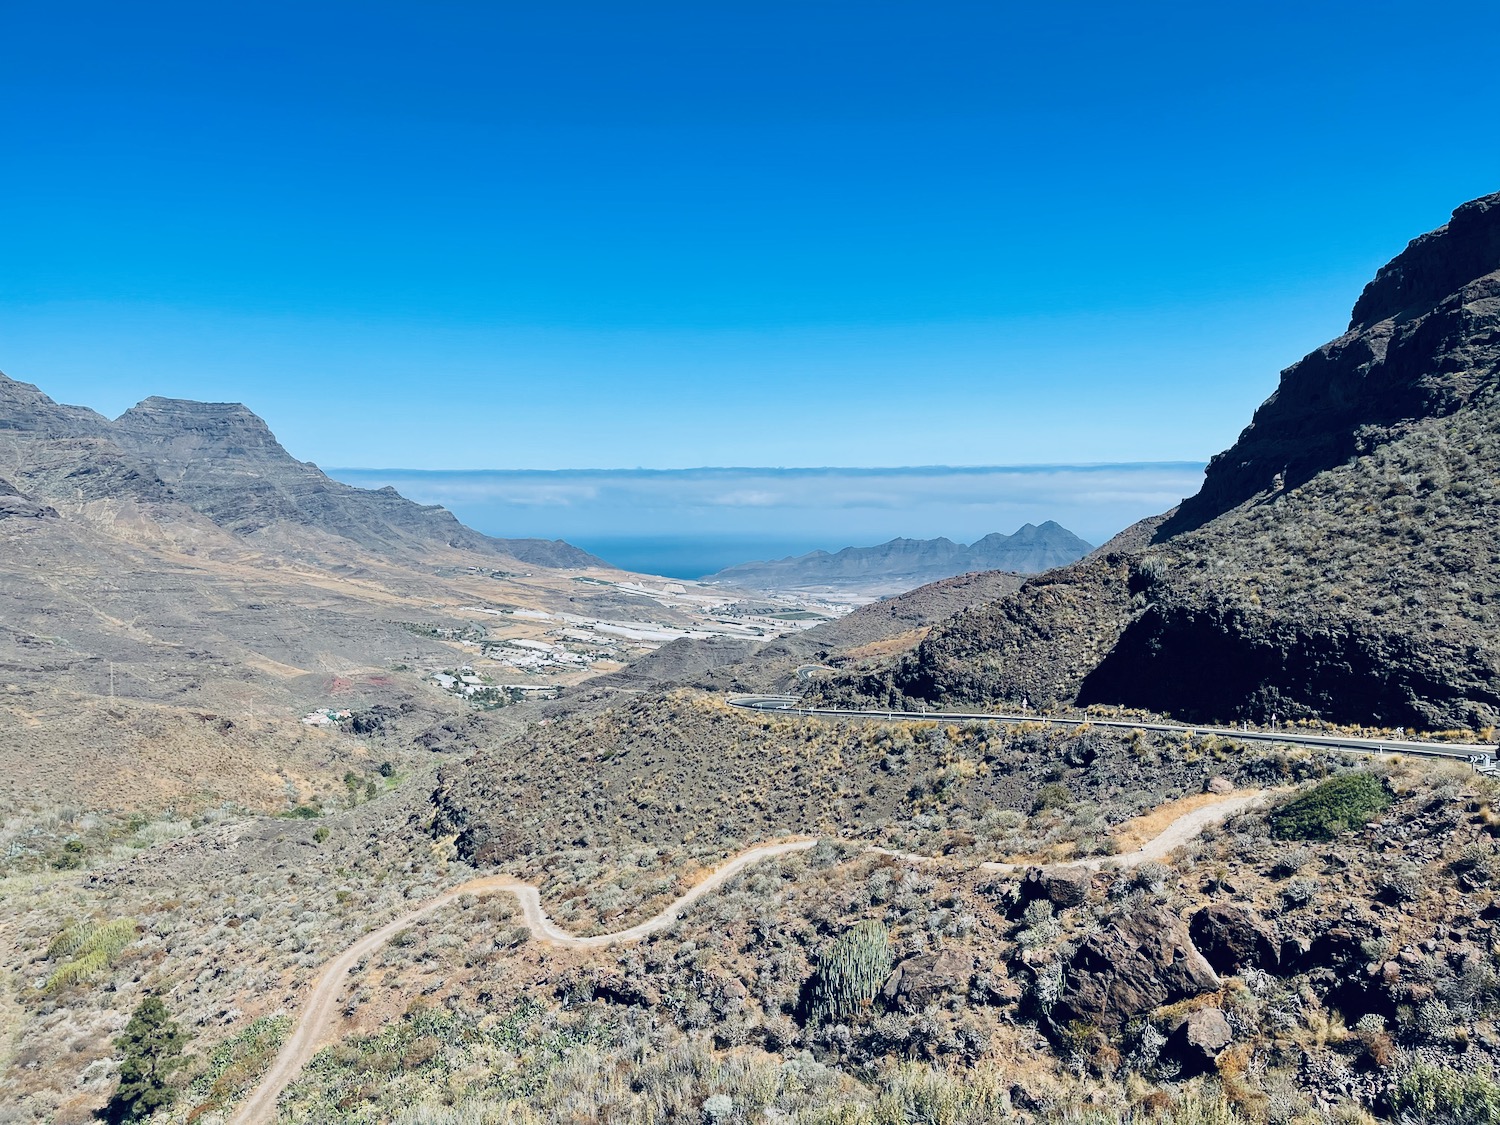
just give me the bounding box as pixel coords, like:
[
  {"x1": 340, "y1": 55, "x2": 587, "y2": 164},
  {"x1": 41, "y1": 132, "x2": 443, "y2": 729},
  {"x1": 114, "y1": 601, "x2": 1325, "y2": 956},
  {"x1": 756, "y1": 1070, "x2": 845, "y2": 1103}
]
[{"x1": 3, "y1": 2, "x2": 1498, "y2": 472}]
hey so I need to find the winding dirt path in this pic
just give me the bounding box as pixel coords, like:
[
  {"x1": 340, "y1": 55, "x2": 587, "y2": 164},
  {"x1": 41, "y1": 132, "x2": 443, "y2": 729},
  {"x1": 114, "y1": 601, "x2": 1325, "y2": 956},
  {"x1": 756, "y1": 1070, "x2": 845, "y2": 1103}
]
[{"x1": 230, "y1": 790, "x2": 1268, "y2": 1123}]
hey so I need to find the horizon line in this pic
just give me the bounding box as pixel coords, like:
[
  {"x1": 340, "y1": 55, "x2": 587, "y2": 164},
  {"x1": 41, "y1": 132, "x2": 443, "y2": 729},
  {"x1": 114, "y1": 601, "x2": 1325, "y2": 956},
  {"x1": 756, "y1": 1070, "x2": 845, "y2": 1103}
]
[{"x1": 329, "y1": 461, "x2": 1208, "y2": 475}]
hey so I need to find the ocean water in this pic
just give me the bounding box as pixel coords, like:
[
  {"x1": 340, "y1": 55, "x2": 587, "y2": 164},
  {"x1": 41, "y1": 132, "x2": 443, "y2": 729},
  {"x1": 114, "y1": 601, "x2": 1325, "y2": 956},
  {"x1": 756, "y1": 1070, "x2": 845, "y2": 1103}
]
[
  {"x1": 327, "y1": 464, "x2": 1207, "y2": 579},
  {"x1": 571, "y1": 536, "x2": 830, "y2": 579}
]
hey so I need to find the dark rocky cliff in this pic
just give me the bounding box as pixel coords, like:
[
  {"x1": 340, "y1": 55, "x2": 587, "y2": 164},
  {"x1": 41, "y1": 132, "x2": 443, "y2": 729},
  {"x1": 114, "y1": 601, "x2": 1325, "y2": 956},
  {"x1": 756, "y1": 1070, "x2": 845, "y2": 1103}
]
[{"x1": 814, "y1": 191, "x2": 1500, "y2": 730}]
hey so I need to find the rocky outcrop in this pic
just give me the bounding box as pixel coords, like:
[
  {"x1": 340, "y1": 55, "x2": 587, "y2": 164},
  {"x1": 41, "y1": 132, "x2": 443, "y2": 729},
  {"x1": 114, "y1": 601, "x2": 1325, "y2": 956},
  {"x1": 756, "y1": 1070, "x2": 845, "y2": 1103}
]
[
  {"x1": 1189, "y1": 904, "x2": 1280, "y2": 975},
  {"x1": 881, "y1": 951, "x2": 973, "y2": 1012},
  {"x1": 1164, "y1": 194, "x2": 1500, "y2": 537},
  {"x1": 814, "y1": 191, "x2": 1500, "y2": 731},
  {"x1": 1168, "y1": 1008, "x2": 1233, "y2": 1075},
  {"x1": 1052, "y1": 907, "x2": 1220, "y2": 1032},
  {"x1": 0, "y1": 476, "x2": 57, "y2": 520},
  {"x1": 1021, "y1": 866, "x2": 1092, "y2": 910}
]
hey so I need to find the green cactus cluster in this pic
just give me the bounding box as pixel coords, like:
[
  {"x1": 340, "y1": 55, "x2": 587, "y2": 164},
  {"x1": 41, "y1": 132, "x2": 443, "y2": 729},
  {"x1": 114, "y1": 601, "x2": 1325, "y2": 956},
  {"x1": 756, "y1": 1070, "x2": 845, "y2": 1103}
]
[
  {"x1": 43, "y1": 917, "x2": 137, "y2": 993},
  {"x1": 805, "y1": 919, "x2": 893, "y2": 1025}
]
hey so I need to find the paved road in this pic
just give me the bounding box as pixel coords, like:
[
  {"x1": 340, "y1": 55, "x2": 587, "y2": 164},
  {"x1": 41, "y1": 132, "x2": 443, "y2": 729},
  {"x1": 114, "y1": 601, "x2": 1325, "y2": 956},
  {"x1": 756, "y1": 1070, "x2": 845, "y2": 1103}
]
[
  {"x1": 227, "y1": 792, "x2": 1265, "y2": 1123},
  {"x1": 729, "y1": 695, "x2": 1499, "y2": 763}
]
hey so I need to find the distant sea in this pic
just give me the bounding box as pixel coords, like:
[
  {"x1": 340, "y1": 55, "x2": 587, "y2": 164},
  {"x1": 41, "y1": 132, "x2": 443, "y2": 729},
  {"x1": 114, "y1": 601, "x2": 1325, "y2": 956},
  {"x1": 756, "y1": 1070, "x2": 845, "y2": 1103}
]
[
  {"x1": 329, "y1": 464, "x2": 1205, "y2": 579},
  {"x1": 569, "y1": 536, "x2": 834, "y2": 580}
]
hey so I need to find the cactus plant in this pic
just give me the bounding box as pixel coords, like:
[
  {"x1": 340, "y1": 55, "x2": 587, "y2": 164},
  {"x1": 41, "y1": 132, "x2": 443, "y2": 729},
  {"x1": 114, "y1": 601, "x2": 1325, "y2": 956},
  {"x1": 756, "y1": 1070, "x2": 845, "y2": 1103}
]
[{"x1": 805, "y1": 919, "x2": 892, "y2": 1025}]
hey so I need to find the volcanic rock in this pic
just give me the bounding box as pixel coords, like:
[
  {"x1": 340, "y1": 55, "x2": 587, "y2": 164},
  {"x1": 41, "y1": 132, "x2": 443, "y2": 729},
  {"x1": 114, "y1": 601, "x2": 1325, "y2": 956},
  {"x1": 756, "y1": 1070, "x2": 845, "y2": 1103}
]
[
  {"x1": 1168, "y1": 1008, "x2": 1233, "y2": 1074},
  {"x1": 881, "y1": 950, "x2": 973, "y2": 1011},
  {"x1": 1022, "y1": 866, "x2": 1092, "y2": 909},
  {"x1": 1052, "y1": 906, "x2": 1220, "y2": 1032},
  {"x1": 1189, "y1": 904, "x2": 1280, "y2": 975}
]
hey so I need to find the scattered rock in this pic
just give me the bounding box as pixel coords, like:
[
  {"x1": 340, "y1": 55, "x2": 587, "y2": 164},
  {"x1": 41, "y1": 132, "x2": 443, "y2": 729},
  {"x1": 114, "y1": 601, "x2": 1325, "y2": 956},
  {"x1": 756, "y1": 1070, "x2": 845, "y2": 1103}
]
[
  {"x1": 881, "y1": 950, "x2": 973, "y2": 1011},
  {"x1": 1022, "y1": 866, "x2": 1092, "y2": 909},
  {"x1": 1207, "y1": 776, "x2": 1234, "y2": 795},
  {"x1": 1168, "y1": 1007, "x2": 1233, "y2": 1074}
]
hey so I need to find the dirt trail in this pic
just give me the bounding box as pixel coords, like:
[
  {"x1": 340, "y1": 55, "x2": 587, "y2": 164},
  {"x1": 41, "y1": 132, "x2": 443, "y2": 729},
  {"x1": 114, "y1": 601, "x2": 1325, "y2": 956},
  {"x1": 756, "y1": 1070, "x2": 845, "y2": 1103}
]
[{"x1": 230, "y1": 791, "x2": 1267, "y2": 1123}]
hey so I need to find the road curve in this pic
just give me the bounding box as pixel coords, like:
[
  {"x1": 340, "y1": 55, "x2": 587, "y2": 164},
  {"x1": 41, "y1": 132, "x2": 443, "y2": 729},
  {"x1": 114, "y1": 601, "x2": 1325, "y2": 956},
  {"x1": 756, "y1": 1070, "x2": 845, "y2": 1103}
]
[
  {"x1": 730, "y1": 695, "x2": 1498, "y2": 763},
  {"x1": 230, "y1": 840, "x2": 817, "y2": 1123},
  {"x1": 229, "y1": 794, "x2": 1264, "y2": 1123}
]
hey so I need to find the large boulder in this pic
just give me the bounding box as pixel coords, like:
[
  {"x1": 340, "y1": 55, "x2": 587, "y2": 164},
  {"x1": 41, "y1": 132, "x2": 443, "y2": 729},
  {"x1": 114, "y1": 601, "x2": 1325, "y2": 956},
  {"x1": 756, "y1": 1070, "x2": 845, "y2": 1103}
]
[
  {"x1": 1022, "y1": 866, "x2": 1092, "y2": 909},
  {"x1": 1189, "y1": 904, "x2": 1280, "y2": 975},
  {"x1": 1168, "y1": 1008, "x2": 1233, "y2": 1074},
  {"x1": 1052, "y1": 907, "x2": 1220, "y2": 1032},
  {"x1": 881, "y1": 950, "x2": 973, "y2": 1012}
]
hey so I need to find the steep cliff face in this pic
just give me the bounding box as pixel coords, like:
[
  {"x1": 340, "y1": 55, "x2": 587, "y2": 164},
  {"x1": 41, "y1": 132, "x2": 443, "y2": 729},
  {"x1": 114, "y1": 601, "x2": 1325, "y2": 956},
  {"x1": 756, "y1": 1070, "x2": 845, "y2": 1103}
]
[
  {"x1": 815, "y1": 192, "x2": 1500, "y2": 730},
  {"x1": 1165, "y1": 193, "x2": 1500, "y2": 537},
  {"x1": 0, "y1": 377, "x2": 604, "y2": 568}
]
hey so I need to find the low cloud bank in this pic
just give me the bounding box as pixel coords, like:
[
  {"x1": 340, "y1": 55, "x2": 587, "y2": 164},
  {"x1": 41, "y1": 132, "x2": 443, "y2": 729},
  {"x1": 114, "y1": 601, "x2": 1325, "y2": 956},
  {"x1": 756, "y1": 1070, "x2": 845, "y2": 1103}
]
[{"x1": 331, "y1": 464, "x2": 1204, "y2": 565}]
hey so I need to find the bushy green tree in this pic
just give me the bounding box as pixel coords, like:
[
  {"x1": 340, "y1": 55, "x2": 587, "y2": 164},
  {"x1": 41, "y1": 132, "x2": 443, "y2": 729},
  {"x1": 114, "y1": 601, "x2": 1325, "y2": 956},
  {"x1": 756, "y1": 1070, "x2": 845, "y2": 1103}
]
[{"x1": 106, "y1": 995, "x2": 187, "y2": 1122}]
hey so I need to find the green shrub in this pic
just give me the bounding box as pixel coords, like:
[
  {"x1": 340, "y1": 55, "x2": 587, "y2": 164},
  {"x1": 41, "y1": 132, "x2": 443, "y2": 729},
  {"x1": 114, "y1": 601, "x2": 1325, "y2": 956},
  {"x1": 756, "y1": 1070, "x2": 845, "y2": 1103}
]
[
  {"x1": 805, "y1": 919, "x2": 892, "y2": 1025},
  {"x1": 1394, "y1": 1059, "x2": 1500, "y2": 1123},
  {"x1": 1031, "y1": 782, "x2": 1073, "y2": 814},
  {"x1": 1270, "y1": 772, "x2": 1392, "y2": 840}
]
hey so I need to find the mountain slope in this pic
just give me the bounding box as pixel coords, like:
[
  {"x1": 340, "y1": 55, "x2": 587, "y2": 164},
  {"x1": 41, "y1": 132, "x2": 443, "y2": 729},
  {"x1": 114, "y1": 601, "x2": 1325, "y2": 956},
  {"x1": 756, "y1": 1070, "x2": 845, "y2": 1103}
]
[
  {"x1": 704, "y1": 522, "x2": 1091, "y2": 595},
  {"x1": 0, "y1": 377, "x2": 602, "y2": 568},
  {"x1": 814, "y1": 191, "x2": 1500, "y2": 730}
]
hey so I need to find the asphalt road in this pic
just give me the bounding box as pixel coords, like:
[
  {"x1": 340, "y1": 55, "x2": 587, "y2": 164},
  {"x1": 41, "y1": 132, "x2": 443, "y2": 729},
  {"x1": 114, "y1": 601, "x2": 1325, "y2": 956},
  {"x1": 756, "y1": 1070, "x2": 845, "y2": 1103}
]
[{"x1": 729, "y1": 695, "x2": 1499, "y2": 764}]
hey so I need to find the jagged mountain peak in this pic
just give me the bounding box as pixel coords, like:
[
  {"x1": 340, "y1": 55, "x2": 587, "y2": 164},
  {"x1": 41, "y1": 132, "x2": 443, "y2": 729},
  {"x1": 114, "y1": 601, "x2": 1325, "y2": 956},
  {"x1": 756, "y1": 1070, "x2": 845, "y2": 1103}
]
[
  {"x1": 0, "y1": 370, "x2": 113, "y2": 437},
  {"x1": 1, "y1": 374, "x2": 608, "y2": 569}
]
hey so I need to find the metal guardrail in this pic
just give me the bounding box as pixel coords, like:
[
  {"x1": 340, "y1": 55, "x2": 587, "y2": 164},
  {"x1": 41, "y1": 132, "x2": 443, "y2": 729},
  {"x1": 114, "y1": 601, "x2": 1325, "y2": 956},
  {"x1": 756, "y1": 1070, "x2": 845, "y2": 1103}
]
[{"x1": 727, "y1": 695, "x2": 1499, "y2": 770}]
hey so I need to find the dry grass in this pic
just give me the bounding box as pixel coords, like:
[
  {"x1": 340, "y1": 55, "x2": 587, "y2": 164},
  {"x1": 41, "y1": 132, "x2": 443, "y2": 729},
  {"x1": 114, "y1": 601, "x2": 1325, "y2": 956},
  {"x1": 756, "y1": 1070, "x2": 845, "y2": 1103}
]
[{"x1": 841, "y1": 628, "x2": 932, "y2": 662}]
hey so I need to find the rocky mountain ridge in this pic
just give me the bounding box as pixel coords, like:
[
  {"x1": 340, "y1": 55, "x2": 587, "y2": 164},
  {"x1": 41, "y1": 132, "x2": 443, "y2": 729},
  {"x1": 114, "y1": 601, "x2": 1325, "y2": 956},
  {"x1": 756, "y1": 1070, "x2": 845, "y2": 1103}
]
[
  {"x1": 813, "y1": 190, "x2": 1500, "y2": 730},
  {"x1": 0, "y1": 375, "x2": 602, "y2": 568},
  {"x1": 704, "y1": 521, "x2": 1091, "y2": 596}
]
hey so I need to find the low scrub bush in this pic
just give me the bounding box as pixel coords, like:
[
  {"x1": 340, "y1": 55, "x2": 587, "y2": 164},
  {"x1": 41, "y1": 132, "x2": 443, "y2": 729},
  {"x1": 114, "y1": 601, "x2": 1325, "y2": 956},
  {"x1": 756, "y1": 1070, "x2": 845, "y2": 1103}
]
[
  {"x1": 1394, "y1": 1059, "x2": 1500, "y2": 1123},
  {"x1": 1270, "y1": 772, "x2": 1392, "y2": 840}
]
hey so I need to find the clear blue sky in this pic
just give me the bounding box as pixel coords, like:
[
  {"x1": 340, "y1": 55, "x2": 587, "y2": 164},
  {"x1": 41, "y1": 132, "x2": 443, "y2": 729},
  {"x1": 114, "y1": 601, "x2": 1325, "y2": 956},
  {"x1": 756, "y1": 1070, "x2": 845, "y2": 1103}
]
[{"x1": 3, "y1": 1, "x2": 1497, "y2": 469}]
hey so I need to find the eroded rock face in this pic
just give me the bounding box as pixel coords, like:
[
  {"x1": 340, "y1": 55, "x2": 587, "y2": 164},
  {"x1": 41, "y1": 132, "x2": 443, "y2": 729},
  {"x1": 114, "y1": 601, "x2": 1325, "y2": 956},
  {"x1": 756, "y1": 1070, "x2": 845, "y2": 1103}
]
[
  {"x1": 814, "y1": 191, "x2": 1500, "y2": 730},
  {"x1": 1189, "y1": 904, "x2": 1280, "y2": 975},
  {"x1": 1052, "y1": 907, "x2": 1220, "y2": 1032}
]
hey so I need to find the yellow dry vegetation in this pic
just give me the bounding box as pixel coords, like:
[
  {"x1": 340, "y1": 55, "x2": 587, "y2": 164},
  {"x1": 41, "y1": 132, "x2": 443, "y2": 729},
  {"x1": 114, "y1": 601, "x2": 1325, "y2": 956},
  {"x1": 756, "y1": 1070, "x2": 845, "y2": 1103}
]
[{"x1": 841, "y1": 627, "x2": 932, "y2": 662}]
